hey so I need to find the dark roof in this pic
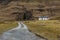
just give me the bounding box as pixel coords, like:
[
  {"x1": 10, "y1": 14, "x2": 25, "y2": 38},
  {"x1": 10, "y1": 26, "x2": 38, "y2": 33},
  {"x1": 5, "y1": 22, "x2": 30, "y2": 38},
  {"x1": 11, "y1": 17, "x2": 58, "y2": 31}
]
[{"x1": 39, "y1": 16, "x2": 49, "y2": 18}]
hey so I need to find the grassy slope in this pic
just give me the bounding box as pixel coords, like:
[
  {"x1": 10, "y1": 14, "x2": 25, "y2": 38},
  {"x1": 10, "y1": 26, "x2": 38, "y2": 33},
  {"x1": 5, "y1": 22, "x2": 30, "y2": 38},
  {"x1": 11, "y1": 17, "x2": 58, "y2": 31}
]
[
  {"x1": 24, "y1": 20, "x2": 60, "y2": 40},
  {"x1": 0, "y1": 21, "x2": 18, "y2": 35}
]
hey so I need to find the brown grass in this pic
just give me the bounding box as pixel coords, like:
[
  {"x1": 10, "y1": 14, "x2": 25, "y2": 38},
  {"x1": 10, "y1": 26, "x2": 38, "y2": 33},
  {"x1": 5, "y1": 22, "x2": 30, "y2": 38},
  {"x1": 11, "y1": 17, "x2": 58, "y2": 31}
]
[
  {"x1": 0, "y1": 21, "x2": 18, "y2": 35},
  {"x1": 24, "y1": 20, "x2": 60, "y2": 40}
]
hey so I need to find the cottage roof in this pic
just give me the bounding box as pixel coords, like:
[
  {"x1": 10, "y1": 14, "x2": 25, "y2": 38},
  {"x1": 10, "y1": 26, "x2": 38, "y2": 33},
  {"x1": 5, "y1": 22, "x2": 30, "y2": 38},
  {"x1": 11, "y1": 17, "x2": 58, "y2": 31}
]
[{"x1": 39, "y1": 16, "x2": 49, "y2": 18}]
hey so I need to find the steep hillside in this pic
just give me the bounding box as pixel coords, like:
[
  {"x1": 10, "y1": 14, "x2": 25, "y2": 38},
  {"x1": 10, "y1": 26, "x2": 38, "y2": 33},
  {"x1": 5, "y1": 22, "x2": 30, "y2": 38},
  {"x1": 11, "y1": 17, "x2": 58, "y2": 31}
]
[{"x1": 0, "y1": 0, "x2": 60, "y2": 21}]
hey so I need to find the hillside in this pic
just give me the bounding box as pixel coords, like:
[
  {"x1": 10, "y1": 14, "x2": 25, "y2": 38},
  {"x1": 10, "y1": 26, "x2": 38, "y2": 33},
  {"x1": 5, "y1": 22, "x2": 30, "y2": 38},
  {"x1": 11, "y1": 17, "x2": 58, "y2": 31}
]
[{"x1": 0, "y1": 0, "x2": 60, "y2": 21}]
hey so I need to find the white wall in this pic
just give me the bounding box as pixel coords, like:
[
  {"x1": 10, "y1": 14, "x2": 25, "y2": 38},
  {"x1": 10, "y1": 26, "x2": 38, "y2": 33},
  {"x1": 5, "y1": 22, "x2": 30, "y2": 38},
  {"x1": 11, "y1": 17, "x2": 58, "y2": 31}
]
[
  {"x1": 39, "y1": 18, "x2": 43, "y2": 20},
  {"x1": 39, "y1": 18, "x2": 49, "y2": 20}
]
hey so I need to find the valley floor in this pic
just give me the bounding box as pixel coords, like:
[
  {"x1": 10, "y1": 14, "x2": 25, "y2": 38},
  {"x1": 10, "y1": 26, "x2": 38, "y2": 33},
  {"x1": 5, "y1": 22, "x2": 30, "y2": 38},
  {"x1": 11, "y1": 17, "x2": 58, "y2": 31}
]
[
  {"x1": 0, "y1": 20, "x2": 60, "y2": 40},
  {"x1": 24, "y1": 20, "x2": 60, "y2": 40}
]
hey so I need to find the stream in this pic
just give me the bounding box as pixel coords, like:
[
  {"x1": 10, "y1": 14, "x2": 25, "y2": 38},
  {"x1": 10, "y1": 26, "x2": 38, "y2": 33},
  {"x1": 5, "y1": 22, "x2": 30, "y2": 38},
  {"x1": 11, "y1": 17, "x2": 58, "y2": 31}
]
[{"x1": 0, "y1": 22, "x2": 46, "y2": 40}]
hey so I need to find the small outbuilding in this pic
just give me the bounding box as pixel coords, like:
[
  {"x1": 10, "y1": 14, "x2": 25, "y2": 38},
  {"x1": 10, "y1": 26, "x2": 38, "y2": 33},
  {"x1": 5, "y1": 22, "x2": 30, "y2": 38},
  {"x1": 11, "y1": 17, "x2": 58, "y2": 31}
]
[{"x1": 38, "y1": 16, "x2": 49, "y2": 20}]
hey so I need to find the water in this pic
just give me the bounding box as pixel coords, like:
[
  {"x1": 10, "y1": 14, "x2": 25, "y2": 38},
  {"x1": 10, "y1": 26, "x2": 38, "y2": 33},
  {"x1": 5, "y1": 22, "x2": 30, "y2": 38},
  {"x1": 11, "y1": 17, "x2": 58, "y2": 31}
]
[{"x1": 0, "y1": 22, "x2": 46, "y2": 40}]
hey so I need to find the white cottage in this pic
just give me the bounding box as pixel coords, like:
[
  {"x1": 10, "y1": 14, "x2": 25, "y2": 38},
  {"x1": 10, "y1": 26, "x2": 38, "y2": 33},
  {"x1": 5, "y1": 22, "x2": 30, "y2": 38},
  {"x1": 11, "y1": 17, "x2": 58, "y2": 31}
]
[{"x1": 39, "y1": 16, "x2": 49, "y2": 20}]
